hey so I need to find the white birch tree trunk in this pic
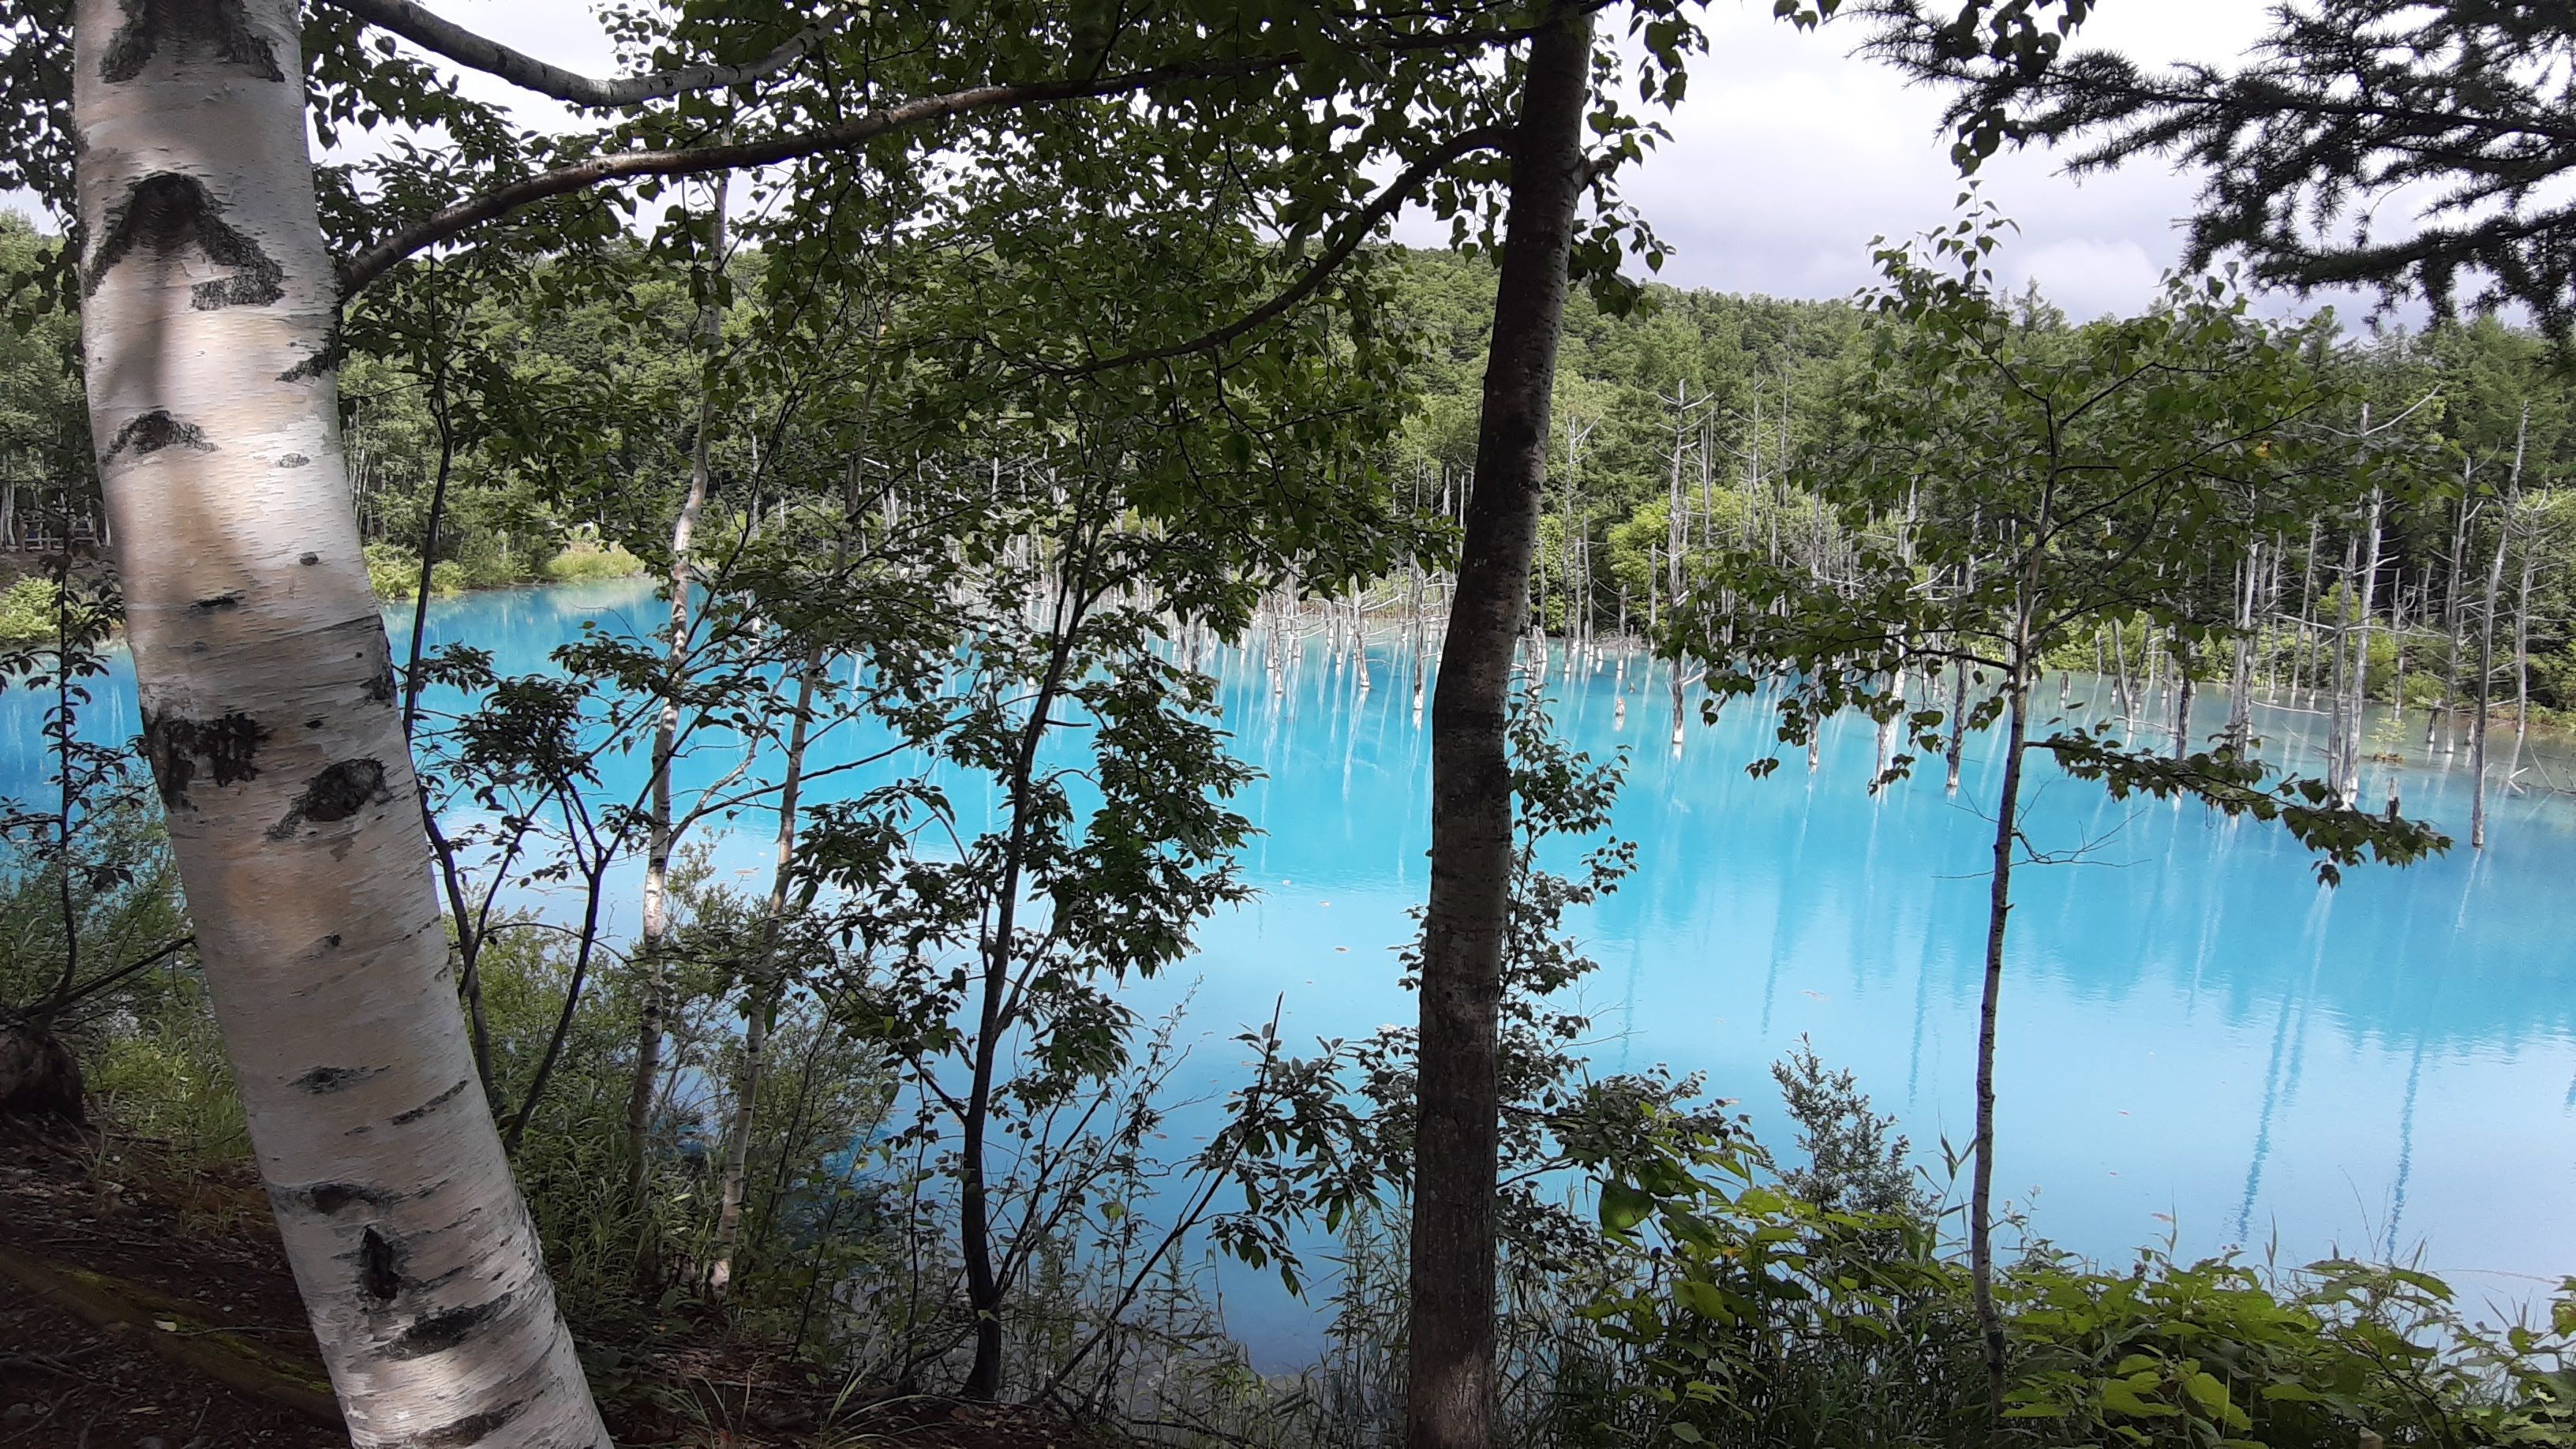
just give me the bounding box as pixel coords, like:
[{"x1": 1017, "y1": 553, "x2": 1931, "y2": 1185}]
[
  {"x1": 69, "y1": 3, "x2": 605, "y2": 1443},
  {"x1": 707, "y1": 656, "x2": 812, "y2": 1294},
  {"x1": 2344, "y1": 489, "x2": 2385, "y2": 805},
  {"x1": 627, "y1": 167, "x2": 732, "y2": 1208}
]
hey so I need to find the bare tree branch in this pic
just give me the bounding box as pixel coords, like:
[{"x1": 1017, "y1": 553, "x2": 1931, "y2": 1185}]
[{"x1": 317, "y1": 0, "x2": 817, "y2": 108}]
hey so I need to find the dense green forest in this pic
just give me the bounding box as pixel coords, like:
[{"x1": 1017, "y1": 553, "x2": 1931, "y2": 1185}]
[
  {"x1": 10, "y1": 219, "x2": 2572, "y2": 734},
  {"x1": 2, "y1": 2, "x2": 2573, "y2": 1448}
]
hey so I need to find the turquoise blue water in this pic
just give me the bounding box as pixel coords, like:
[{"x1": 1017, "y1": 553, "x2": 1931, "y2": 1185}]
[{"x1": 8, "y1": 578, "x2": 2573, "y2": 1362}]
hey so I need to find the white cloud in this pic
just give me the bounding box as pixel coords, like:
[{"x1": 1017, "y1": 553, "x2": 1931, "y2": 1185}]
[
  {"x1": 2007, "y1": 237, "x2": 2169, "y2": 320},
  {"x1": 1543, "y1": 0, "x2": 2278, "y2": 315}
]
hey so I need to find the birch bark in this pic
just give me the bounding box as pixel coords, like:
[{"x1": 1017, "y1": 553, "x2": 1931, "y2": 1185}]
[{"x1": 69, "y1": 2, "x2": 605, "y2": 1443}]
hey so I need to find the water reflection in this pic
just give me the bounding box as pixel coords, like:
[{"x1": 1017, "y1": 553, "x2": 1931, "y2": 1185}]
[{"x1": 6, "y1": 579, "x2": 2571, "y2": 1355}]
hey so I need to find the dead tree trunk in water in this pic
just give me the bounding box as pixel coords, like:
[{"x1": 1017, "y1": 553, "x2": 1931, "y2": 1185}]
[
  {"x1": 2226, "y1": 545, "x2": 2259, "y2": 752},
  {"x1": 2343, "y1": 488, "x2": 2385, "y2": 804},
  {"x1": 1945, "y1": 657, "x2": 1969, "y2": 793},
  {"x1": 2472, "y1": 410, "x2": 2525, "y2": 851},
  {"x1": 1408, "y1": 13, "x2": 1592, "y2": 1448}
]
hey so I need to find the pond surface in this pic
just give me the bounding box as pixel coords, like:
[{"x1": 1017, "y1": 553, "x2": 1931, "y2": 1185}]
[{"x1": 8, "y1": 578, "x2": 2573, "y2": 1364}]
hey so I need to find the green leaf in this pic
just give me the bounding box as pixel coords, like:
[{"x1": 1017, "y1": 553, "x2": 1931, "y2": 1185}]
[
  {"x1": 2100, "y1": 1380, "x2": 2178, "y2": 1418},
  {"x1": 1600, "y1": 1180, "x2": 1655, "y2": 1233},
  {"x1": 2182, "y1": 1371, "x2": 2231, "y2": 1417}
]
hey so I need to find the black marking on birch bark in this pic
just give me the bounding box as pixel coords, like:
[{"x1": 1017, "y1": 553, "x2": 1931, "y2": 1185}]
[
  {"x1": 192, "y1": 591, "x2": 242, "y2": 611},
  {"x1": 266, "y1": 758, "x2": 390, "y2": 839},
  {"x1": 299, "y1": 552, "x2": 319, "y2": 565},
  {"x1": 358, "y1": 1226, "x2": 400, "y2": 1301},
  {"x1": 99, "y1": 0, "x2": 284, "y2": 84},
  {"x1": 340, "y1": 627, "x2": 401, "y2": 703},
  {"x1": 105, "y1": 410, "x2": 213, "y2": 459},
  {"x1": 294, "y1": 1064, "x2": 380, "y2": 1094},
  {"x1": 278, "y1": 453, "x2": 311, "y2": 469},
  {"x1": 388, "y1": 1292, "x2": 514, "y2": 1360},
  {"x1": 390, "y1": 1076, "x2": 470, "y2": 1125},
  {"x1": 301, "y1": 1182, "x2": 393, "y2": 1214},
  {"x1": 85, "y1": 172, "x2": 283, "y2": 308},
  {"x1": 277, "y1": 328, "x2": 343, "y2": 382},
  {"x1": 140, "y1": 708, "x2": 267, "y2": 808},
  {"x1": 385, "y1": 1398, "x2": 532, "y2": 1449}
]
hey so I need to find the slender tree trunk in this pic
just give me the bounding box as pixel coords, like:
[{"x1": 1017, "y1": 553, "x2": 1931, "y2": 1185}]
[
  {"x1": 1667, "y1": 414, "x2": 1688, "y2": 747},
  {"x1": 712, "y1": 443, "x2": 875, "y2": 1294},
  {"x1": 1972, "y1": 676, "x2": 2031, "y2": 1425},
  {"x1": 1945, "y1": 658, "x2": 1969, "y2": 793},
  {"x1": 2473, "y1": 413, "x2": 2525, "y2": 850},
  {"x1": 2226, "y1": 545, "x2": 2258, "y2": 752},
  {"x1": 1408, "y1": 13, "x2": 1591, "y2": 1448},
  {"x1": 627, "y1": 167, "x2": 732, "y2": 1212},
  {"x1": 2389, "y1": 582, "x2": 2411, "y2": 739},
  {"x1": 68, "y1": 3, "x2": 606, "y2": 1443},
  {"x1": 2473, "y1": 521, "x2": 2505, "y2": 850},
  {"x1": 1412, "y1": 556, "x2": 1429, "y2": 716},
  {"x1": 2171, "y1": 638, "x2": 2196, "y2": 761},
  {"x1": 2513, "y1": 537, "x2": 2535, "y2": 743},
  {"x1": 1875, "y1": 664, "x2": 1908, "y2": 781},
  {"x1": 2345, "y1": 489, "x2": 2385, "y2": 803},
  {"x1": 709, "y1": 653, "x2": 818, "y2": 1296},
  {"x1": 2110, "y1": 621, "x2": 2134, "y2": 729}
]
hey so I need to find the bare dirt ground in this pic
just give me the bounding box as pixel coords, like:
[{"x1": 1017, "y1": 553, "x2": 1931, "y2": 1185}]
[{"x1": 0, "y1": 1129, "x2": 1117, "y2": 1449}]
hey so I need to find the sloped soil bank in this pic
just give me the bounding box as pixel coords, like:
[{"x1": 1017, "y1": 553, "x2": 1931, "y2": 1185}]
[{"x1": 0, "y1": 1131, "x2": 1116, "y2": 1449}]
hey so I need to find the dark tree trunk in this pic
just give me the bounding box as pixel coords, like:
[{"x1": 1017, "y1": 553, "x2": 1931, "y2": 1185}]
[
  {"x1": 2171, "y1": 639, "x2": 2196, "y2": 761},
  {"x1": 1972, "y1": 679, "x2": 2031, "y2": 1423},
  {"x1": 1406, "y1": 13, "x2": 1593, "y2": 1449},
  {"x1": 0, "y1": 1023, "x2": 84, "y2": 1127}
]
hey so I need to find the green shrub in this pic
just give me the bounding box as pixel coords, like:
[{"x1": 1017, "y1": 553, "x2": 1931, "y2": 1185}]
[
  {"x1": 368, "y1": 541, "x2": 481, "y2": 600},
  {"x1": 1574, "y1": 1103, "x2": 2576, "y2": 1449},
  {"x1": 544, "y1": 538, "x2": 646, "y2": 584},
  {"x1": 0, "y1": 575, "x2": 57, "y2": 645},
  {"x1": 365, "y1": 541, "x2": 425, "y2": 601},
  {"x1": 452, "y1": 534, "x2": 534, "y2": 590}
]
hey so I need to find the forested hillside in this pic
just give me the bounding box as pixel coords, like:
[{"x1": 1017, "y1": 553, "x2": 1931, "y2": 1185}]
[{"x1": 11, "y1": 222, "x2": 2570, "y2": 731}]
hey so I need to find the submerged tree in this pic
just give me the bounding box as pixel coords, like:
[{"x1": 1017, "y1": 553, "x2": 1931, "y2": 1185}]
[{"x1": 1682, "y1": 209, "x2": 2450, "y2": 1421}]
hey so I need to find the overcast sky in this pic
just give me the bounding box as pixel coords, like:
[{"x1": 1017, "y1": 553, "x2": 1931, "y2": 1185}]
[
  {"x1": 17, "y1": 1, "x2": 2375, "y2": 324},
  {"x1": 1579, "y1": 1, "x2": 2278, "y2": 316}
]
